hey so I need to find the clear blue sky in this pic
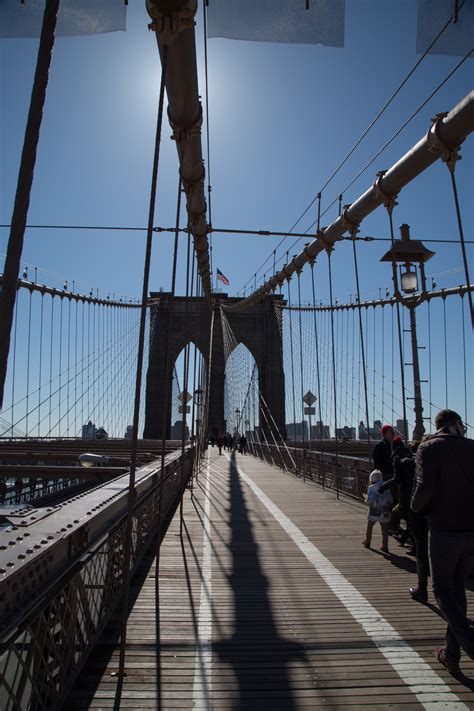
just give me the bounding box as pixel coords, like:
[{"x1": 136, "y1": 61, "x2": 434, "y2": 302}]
[{"x1": 1, "y1": 0, "x2": 472, "y2": 435}]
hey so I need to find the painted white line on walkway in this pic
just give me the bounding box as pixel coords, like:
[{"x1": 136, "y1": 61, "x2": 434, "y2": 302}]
[
  {"x1": 192, "y1": 452, "x2": 213, "y2": 709},
  {"x1": 226, "y1": 454, "x2": 467, "y2": 711}
]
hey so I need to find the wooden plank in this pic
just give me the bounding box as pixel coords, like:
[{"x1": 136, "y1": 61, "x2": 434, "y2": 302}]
[{"x1": 64, "y1": 451, "x2": 474, "y2": 710}]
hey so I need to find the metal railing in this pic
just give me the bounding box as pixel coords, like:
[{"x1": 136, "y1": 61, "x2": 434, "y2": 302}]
[
  {"x1": 0, "y1": 478, "x2": 84, "y2": 507},
  {"x1": 252, "y1": 443, "x2": 371, "y2": 502},
  {"x1": 0, "y1": 449, "x2": 194, "y2": 711}
]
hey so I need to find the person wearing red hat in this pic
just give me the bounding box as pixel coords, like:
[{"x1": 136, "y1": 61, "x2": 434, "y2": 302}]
[{"x1": 373, "y1": 424, "x2": 394, "y2": 481}]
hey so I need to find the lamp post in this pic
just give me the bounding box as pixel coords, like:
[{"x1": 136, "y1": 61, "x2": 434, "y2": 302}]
[{"x1": 380, "y1": 224, "x2": 434, "y2": 442}]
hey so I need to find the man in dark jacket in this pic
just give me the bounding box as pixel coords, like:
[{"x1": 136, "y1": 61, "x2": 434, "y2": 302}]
[
  {"x1": 411, "y1": 409, "x2": 474, "y2": 673},
  {"x1": 373, "y1": 424, "x2": 394, "y2": 481}
]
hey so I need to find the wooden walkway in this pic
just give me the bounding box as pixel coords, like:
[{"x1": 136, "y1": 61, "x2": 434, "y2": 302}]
[{"x1": 66, "y1": 451, "x2": 474, "y2": 709}]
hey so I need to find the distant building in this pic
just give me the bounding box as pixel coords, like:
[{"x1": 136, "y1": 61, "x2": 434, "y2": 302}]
[
  {"x1": 286, "y1": 421, "x2": 309, "y2": 441},
  {"x1": 170, "y1": 420, "x2": 189, "y2": 440},
  {"x1": 396, "y1": 419, "x2": 409, "y2": 437},
  {"x1": 124, "y1": 425, "x2": 134, "y2": 439},
  {"x1": 311, "y1": 421, "x2": 330, "y2": 439},
  {"x1": 359, "y1": 420, "x2": 385, "y2": 440},
  {"x1": 82, "y1": 420, "x2": 96, "y2": 439},
  {"x1": 336, "y1": 426, "x2": 356, "y2": 440}
]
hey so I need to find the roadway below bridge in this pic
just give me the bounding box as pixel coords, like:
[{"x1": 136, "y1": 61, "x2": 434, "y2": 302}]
[{"x1": 66, "y1": 450, "x2": 474, "y2": 709}]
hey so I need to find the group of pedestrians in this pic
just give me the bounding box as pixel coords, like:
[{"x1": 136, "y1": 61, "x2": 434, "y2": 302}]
[
  {"x1": 213, "y1": 432, "x2": 247, "y2": 455},
  {"x1": 363, "y1": 409, "x2": 474, "y2": 674}
]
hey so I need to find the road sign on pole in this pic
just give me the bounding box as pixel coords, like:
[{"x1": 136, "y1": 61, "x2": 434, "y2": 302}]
[
  {"x1": 177, "y1": 391, "x2": 192, "y2": 404},
  {"x1": 178, "y1": 406, "x2": 191, "y2": 414},
  {"x1": 304, "y1": 407, "x2": 315, "y2": 416},
  {"x1": 303, "y1": 391, "x2": 317, "y2": 406}
]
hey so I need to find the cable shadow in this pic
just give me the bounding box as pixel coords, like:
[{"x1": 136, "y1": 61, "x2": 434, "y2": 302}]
[{"x1": 213, "y1": 452, "x2": 307, "y2": 710}]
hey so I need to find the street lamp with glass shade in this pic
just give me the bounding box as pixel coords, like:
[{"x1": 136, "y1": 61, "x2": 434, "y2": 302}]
[
  {"x1": 380, "y1": 223, "x2": 435, "y2": 295},
  {"x1": 379, "y1": 224, "x2": 435, "y2": 442}
]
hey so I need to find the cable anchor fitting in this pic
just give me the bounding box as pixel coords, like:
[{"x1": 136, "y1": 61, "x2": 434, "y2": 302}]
[
  {"x1": 146, "y1": 1, "x2": 197, "y2": 45},
  {"x1": 314, "y1": 228, "x2": 333, "y2": 255},
  {"x1": 340, "y1": 209, "x2": 360, "y2": 240},
  {"x1": 427, "y1": 112, "x2": 461, "y2": 173},
  {"x1": 373, "y1": 171, "x2": 398, "y2": 216}
]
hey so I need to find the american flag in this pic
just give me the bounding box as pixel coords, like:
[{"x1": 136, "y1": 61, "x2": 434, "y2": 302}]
[{"x1": 216, "y1": 268, "x2": 230, "y2": 286}]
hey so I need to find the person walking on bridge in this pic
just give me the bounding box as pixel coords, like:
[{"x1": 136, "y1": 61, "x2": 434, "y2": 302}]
[
  {"x1": 373, "y1": 424, "x2": 394, "y2": 481},
  {"x1": 217, "y1": 434, "x2": 224, "y2": 455},
  {"x1": 380, "y1": 436, "x2": 416, "y2": 550},
  {"x1": 411, "y1": 409, "x2": 474, "y2": 674},
  {"x1": 363, "y1": 469, "x2": 393, "y2": 553}
]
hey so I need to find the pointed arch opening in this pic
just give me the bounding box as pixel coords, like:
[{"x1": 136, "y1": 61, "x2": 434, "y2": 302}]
[{"x1": 224, "y1": 342, "x2": 260, "y2": 441}]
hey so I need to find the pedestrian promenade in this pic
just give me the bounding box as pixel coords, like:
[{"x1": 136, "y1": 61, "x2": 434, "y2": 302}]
[{"x1": 66, "y1": 450, "x2": 474, "y2": 709}]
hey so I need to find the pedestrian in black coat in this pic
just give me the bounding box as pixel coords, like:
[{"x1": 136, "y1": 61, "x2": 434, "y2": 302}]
[
  {"x1": 411, "y1": 409, "x2": 474, "y2": 674},
  {"x1": 373, "y1": 424, "x2": 394, "y2": 481}
]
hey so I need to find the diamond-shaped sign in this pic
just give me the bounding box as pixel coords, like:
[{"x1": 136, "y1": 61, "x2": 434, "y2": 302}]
[
  {"x1": 177, "y1": 390, "x2": 192, "y2": 404},
  {"x1": 303, "y1": 390, "x2": 317, "y2": 406}
]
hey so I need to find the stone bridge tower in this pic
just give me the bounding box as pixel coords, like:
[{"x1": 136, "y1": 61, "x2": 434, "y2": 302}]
[{"x1": 143, "y1": 293, "x2": 286, "y2": 440}]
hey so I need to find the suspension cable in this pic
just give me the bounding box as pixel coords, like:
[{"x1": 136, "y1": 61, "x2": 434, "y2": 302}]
[
  {"x1": 351, "y1": 240, "x2": 372, "y2": 450},
  {"x1": 117, "y1": 45, "x2": 169, "y2": 681},
  {"x1": 326, "y1": 250, "x2": 340, "y2": 497}
]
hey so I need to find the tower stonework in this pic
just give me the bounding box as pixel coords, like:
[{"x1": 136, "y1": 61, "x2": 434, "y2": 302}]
[{"x1": 143, "y1": 293, "x2": 286, "y2": 440}]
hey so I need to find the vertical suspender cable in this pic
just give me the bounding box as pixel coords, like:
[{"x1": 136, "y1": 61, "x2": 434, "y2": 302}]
[
  {"x1": 351, "y1": 304, "x2": 355, "y2": 435},
  {"x1": 427, "y1": 299, "x2": 432, "y2": 431},
  {"x1": 11, "y1": 297, "x2": 19, "y2": 433},
  {"x1": 460, "y1": 294, "x2": 468, "y2": 428},
  {"x1": 310, "y1": 263, "x2": 325, "y2": 483},
  {"x1": 49, "y1": 297, "x2": 54, "y2": 436},
  {"x1": 81, "y1": 301, "x2": 85, "y2": 434},
  {"x1": 391, "y1": 303, "x2": 395, "y2": 426},
  {"x1": 38, "y1": 295, "x2": 44, "y2": 437},
  {"x1": 58, "y1": 296, "x2": 63, "y2": 435},
  {"x1": 443, "y1": 296, "x2": 448, "y2": 406},
  {"x1": 297, "y1": 272, "x2": 306, "y2": 481},
  {"x1": 180, "y1": 231, "x2": 192, "y2": 532},
  {"x1": 67, "y1": 297, "x2": 71, "y2": 435},
  {"x1": 0, "y1": 0, "x2": 60, "y2": 408},
  {"x1": 352, "y1": 241, "x2": 372, "y2": 451},
  {"x1": 116, "y1": 46, "x2": 168, "y2": 683},
  {"x1": 448, "y1": 168, "x2": 473, "y2": 327},
  {"x1": 26, "y1": 290, "x2": 32, "y2": 436},
  {"x1": 327, "y1": 252, "x2": 340, "y2": 497},
  {"x1": 387, "y1": 211, "x2": 408, "y2": 440},
  {"x1": 372, "y1": 306, "x2": 376, "y2": 427},
  {"x1": 286, "y1": 275, "x2": 298, "y2": 450},
  {"x1": 381, "y1": 303, "x2": 385, "y2": 423}
]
